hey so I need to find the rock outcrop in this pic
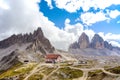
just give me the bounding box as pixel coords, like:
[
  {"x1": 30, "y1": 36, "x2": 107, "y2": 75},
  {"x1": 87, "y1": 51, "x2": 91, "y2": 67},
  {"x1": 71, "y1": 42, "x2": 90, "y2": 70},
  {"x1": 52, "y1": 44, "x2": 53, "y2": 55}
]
[
  {"x1": 90, "y1": 34, "x2": 104, "y2": 49},
  {"x1": 104, "y1": 41, "x2": 113, "y2": 50},
  {"x1": 69, "y1": 41, "x2": 79, "y2": 49},
  {"x1": 78, "y1": 32, "x2": 90, "y2": 49},
  {"x1": 69, "y1": 33, "x2": 89, "y2": 49},
  {"x1": 0, "y1": 50, "x2": 19, "y2": 71},
  {"x1": 26, "y1": 28, "x2": 54, "y2": 53}
]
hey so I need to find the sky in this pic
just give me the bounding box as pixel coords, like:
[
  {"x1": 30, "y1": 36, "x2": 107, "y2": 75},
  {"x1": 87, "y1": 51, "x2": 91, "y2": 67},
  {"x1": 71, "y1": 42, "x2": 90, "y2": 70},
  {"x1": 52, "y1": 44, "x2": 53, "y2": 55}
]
[{"x1": 0, "y1": 0, "x2": 120, "y2": 50}]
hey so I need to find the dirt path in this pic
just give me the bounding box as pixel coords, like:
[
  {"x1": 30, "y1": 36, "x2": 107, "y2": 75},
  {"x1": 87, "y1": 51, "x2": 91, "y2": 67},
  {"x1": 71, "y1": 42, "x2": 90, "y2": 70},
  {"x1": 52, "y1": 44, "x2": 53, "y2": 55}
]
[
  {"x1": 23, "y1": 63, "x2": 120, "y2": 80},
  {"x1": 24, "y1": 63, "x2": 59, "y2": 80},
  {"x1": 24, "y1": 63, "x2": 50, "y2": 80},
  {"x1": 71, "y1": 67, "x2": 120, "y2": 80},
  {"x1": 101, "y1": 68, "x2": 120, "y2": 76},
  {"x1": 23, "y1": 63, "x2": 43, "y2": 80},
  {"x1": 42, "y1": 66, "x2": 60, "y2": 80}
]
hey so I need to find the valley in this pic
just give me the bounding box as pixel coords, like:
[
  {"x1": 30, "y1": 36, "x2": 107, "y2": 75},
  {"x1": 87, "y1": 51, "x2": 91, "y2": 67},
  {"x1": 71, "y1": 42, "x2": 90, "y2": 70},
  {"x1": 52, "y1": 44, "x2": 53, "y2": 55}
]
[
  {"x1": 0, "y1": 51, "x2": 120, "y2": 80},
  {"x1": 0, "y1": 28, "x2": 120, "y2": 80}
]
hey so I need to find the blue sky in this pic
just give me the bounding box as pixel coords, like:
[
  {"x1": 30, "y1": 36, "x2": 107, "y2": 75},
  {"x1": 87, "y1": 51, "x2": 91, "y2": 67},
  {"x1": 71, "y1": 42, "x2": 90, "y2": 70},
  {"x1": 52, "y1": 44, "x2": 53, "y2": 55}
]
[
  {"x1": 39, "y1": 0, "x2": 120, "y2": 34},
  {"x1": 39, "y1": 0, "x2": 82, "y2": 29},
  {"x1": 1, "y1": 0, "x2": 120, "y2": 50}
]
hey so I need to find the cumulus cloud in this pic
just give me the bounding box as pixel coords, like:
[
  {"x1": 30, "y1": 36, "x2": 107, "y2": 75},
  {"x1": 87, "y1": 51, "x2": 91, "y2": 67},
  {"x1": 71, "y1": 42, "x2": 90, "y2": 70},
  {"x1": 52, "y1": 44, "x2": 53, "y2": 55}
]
[
  {"x1": 80, "y1": 9, "x2": 120, "y2": 26},
  {"x1": 98, "y1": 32, "x2": 120, "y2": 47},
  {"x1": 0, "y1": 0, "x2": 42, "y2": 40},
  {"x1": 46, "y1": 0, "x2": 120, "y2": 26},
  {"x1": 0, "y1": 0, "x2": 9, "y2": 9},
  {"x1": 80, "y1": 11, "x2": 109, "y2": 26},
  {"x1": 84, "y1": 29, "x2": 95, "y2": 41},
  {"x1": 0, "y1": 0, "x2": 86, "y2": 50},
  {"x1": 109, "y1": 10, "x2": 120, "y2": 19},
  {"x1": 42, "y1": 18, "x2": 85, "y2": 50},
  {"x1": 109, "y1": 41, "x2": 120, "y2": 47},
  {"x1": 45, "y1": 0, "x2": 53, "y2": 9},
  {"x1": 1, "y1": 0, "x2": 120, "y2": 51},
  {"x1": 105, "y1": 33, "x2": 120, "y2": 41},
  {"x1": 45, "y1": 0, "x2": 120, "y2": 49},
  {"x1": 64, "y1": 18, "x2": 83, "y2": 36},
  {"x1": 46, "y1": 0, "x2": 120, "y2": 12}
]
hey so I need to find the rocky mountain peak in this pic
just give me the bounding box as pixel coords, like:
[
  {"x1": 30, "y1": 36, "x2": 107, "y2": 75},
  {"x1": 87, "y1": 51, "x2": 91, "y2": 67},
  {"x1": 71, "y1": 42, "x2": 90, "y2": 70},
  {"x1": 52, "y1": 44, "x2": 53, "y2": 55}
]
[
  {"x1": 90, "y1": 34, "x2": 104, "y2": 49},
  {"x1": 92, "y1": 34, "x2": 104, "y2": 43},
  {"x1": 0, "y1": 27, "x2": 55, "y2": 53},
  {"x1": 69, "y1": 41, "x2": 79, "y2": 49},
  {"x1": 78, "y1": 32, "x2": 89, "y2": 49},
  {"x1": 69, "y1": 33, "x2": 114, "y2": 50},
  {"x1": 33, "y1": 27, "x2": 43, "y2": 39}
]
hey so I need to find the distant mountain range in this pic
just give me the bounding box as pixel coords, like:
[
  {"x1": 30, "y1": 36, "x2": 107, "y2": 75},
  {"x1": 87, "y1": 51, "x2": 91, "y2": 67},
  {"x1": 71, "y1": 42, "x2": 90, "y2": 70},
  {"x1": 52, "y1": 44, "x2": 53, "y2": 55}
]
[
  {"x1": 0, "y1": 28, "x2": 55, "y2": 71},
  {"x1": 0, "y1": 28, "x2": 120, "y2": 71},
  {"x1": 69, "y1": 32, "x2": 120, "y2": 56}
]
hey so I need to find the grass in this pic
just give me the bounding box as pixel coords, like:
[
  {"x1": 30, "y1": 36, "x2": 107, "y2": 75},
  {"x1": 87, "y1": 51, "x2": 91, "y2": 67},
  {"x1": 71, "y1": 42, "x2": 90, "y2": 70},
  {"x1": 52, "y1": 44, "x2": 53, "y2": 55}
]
[
  {"x1": 106, "y1": 66, "x2": 120, "y2": 74},
  {"x1": 42, "y1": 66, "x2": 55, "y2": 75},
  {"x1": 88, "y1": 70, "x2": 103, "y2": 77},
  {"x1": 0, "y1": 62, "x2": 36, "y2": 79},
  {"x1": 28, "y1": 73, "x2": 43, "y2": 80},
  {"x1": 104, "y1": 66, "x2": 111, "y2": 69},
  {"x1": 0, "y1": 61, "x2": 23, "y2": 79},
  {"x1": 51, "y1": 67, "x2": 83, "y2": 80},
  {"x1": 87, "y1": 70, "x2": 107, "y2": 80},
  {"x1": 87, "y1": 72, "x2": 106, "y2": 80},
  {"x1": 73, "y1": 64, "x2": 92, "y2": 68}
]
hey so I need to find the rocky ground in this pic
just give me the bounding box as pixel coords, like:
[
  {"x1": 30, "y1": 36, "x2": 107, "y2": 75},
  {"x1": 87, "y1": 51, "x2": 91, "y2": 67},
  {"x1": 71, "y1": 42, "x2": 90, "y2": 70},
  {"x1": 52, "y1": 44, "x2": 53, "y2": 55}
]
[{"x1": 0, "y1": 52, "x2": 120, "y2": 80}]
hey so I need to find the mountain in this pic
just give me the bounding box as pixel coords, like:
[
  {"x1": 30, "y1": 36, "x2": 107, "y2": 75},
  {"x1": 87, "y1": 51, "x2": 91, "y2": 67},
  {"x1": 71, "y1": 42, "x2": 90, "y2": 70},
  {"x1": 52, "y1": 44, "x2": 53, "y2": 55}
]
[
  {"x1": 69, "y1": 32, "x2": 120, "y2": 56},
  {"x1": 78, "y1": 32, "x2": 90, "y2": 49},
  {"x1": 0, "y1": 28, "x2": 54, "y2": 53},
  {"x1": 0, "y1": 50, "x2": 19, "y2": 71},
  {"x1": 69, "y1": 32, "x2": 89, "y2": 49},
  {"x1": 0, "y1": 27, "x2": 55, "y2": 71},
  {"x1": 90, "y1": 34, "x2": 104, "y2": 49}
]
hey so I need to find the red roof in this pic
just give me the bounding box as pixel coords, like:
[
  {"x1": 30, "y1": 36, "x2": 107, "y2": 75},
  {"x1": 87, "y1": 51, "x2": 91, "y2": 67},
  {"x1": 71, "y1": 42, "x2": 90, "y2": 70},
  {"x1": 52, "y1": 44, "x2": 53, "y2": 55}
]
[{"x1": 45, "y1": 54, "x2": 61, "y2": 59}]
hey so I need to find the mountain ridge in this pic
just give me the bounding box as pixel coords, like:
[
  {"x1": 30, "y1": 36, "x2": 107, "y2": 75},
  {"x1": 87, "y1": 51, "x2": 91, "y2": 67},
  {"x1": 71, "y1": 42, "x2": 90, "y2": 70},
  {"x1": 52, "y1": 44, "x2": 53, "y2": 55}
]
[
  {"x1": 0, "y1": 27, "x2": 54, "y2": 53},
  {"x1": 69, "y1": 32, "x2": 120, "y2": 56},
  {"x1": 0, "y1": 27, "x2": 55, "y2": 71}
]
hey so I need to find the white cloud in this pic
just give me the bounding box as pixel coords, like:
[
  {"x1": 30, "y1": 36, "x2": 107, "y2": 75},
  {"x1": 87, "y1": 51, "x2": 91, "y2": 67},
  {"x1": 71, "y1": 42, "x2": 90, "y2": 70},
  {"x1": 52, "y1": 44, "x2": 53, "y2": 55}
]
[
  {"x1": 53, "y1": 0, "x2": 120, "y2": 26},
  {"x1": 1, "y1": 0, "x2": 120, "y2": 51},
  {"x1": 98, "y1": 32, "x2": 105, "y2": 40},
  {"x1": 45, "y1": 0, "x2": 53, "y2": 9},
  {"x1": 0, "y1": 0, "x2": 86, "y2": 51},
  {"x1": 117, "y1": 20, "x2": 120, "y2": 24},
  {"x1": 80, "y1": 9, "x2": 120, "y2": 26},
  {"x1": 0, "y1": 0, "x2": 9, "y2": 9},
  {"x1": 53, "y1": 0, "x2": 120, "y2": 12},
  {"x1": 54, "y1": 0, "x2": 81, "y2": 13},
  {"x1": 97, "y1": 32, "x2": 120, "y2": 47},
  {"x1": 84, "y1": 29, "x2": 95, "y2": 41},
  {"x1": 64, "y1": 18, "x2": 83, "y2": 36},
  {"x1": 45, "y1": 0, "x2": 120, "y2": 31},
  {"x1": 105, "y1": 33, "x2": 120, "y2": 41},
  {"x1": 80, "y1": 11, "x2": 109, "y2": 26},
  {"x1": 109, "y1": 41, "x2": 120, "y2": 47},
  {"x1": 109, "y1": 10, "x2": 120, "y2": 19}
]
